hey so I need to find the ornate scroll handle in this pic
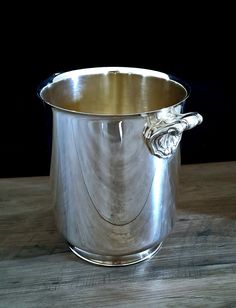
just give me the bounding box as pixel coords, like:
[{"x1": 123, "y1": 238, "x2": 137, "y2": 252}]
[{"x1": 143, "y1": 112, "x2": 203, "y2": 158}]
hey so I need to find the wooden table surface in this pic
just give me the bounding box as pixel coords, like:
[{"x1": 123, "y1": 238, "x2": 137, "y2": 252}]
[{"x1": 0, "y1": 162, "x2": 236, "y2": 307}]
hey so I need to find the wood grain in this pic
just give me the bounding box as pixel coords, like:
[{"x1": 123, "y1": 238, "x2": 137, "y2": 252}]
[{"x1": 0, "y1": 162, "x2": 236, "y2": 307}]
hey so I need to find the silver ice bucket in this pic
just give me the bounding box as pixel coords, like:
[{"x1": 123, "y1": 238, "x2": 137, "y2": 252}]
[{"x1": 39, "y1": 67, "x2": 202, "y2": 266}]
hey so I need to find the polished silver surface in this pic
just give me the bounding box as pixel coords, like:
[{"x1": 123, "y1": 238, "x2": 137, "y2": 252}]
[
  {"x1": 39, "y1": 67, "x2": 203, "y2": 266},
  {"x1": 69, "y1": 242, "x2": 163, "y2": 266},
  {"x1": 143, "y1": 112, "x2": 203, "y2": 158}
]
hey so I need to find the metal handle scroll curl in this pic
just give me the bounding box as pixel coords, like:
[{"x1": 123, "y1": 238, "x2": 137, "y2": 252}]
[{"x1": 143, "y1": 112, "x2": 203, "y2": 159}]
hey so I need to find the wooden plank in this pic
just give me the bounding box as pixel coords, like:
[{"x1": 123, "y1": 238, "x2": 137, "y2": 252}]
[{"x1": 0, "y1": 162, "x2": 236, "y2": 307}]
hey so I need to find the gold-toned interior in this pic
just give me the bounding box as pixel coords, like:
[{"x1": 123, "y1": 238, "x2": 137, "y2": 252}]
[{"x1": 41, "y1": 72, "x2": 187, "y2": 115}]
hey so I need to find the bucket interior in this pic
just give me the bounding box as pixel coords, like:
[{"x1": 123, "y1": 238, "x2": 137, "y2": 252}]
[{"x1": 40, "y1": 68, "x2": 188, "y2": 116}]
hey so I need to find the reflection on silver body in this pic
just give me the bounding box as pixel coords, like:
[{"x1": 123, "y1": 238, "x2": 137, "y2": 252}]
[{"x1": 39, "y1": 67, "x2": 203, "y2": 266}]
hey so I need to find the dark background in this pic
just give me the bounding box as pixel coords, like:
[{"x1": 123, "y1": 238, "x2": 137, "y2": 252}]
[{"x1": 1, "y1": 12, "x2": 235, "y2": 177}]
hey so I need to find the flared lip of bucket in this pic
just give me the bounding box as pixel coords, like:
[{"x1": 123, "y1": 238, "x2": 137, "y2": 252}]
[{"x1": 37, "y1": 67, "x2": 190, "y2": 117}]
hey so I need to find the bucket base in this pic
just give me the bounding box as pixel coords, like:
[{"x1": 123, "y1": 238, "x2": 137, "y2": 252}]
[{"x1": 68, "y1": 242, "x2": 163, "y2": 266}]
